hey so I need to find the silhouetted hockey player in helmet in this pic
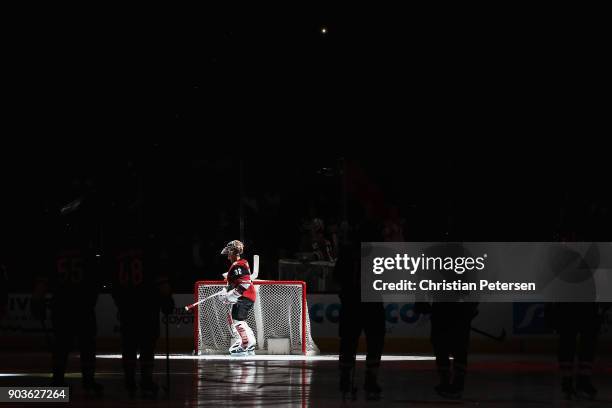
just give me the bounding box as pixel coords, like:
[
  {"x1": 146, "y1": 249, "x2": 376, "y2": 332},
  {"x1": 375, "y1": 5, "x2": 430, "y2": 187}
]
[
  {"x1": 220, "y1": 240, "x2": 257, "y2": 356},
  {"x1": 545, "y1": 243, "x2": 608, "y2": 400},
  {"x1": 31, "y1": 223, "x2": 104, "y2": 396},
  {"x1": 416, "y1": 243, "x2": 479, "y2": 400},
  {"x1": 545, "y1": 203, "x2": 610, "y2": 400},
  {"x1": 109, "y1": 228, "x2": 175, "y2": 398},
  {"x1": 334, "y1": 220, "x2": 385, "y2": 401}
]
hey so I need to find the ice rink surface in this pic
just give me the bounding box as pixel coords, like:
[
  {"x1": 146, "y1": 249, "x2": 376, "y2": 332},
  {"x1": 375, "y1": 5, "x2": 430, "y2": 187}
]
[{"x1": 1, "y1": 352, "x2": 611, "y2": 407}]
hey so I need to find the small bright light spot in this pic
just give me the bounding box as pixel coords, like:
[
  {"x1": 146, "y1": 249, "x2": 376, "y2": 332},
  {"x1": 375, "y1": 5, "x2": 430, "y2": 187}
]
[
  {"x1": 320, "y1": 27, "x2": 327, "y2": 34},
  {"x1": 96, "y1": 254, "x2": 101, "y2": 257}
]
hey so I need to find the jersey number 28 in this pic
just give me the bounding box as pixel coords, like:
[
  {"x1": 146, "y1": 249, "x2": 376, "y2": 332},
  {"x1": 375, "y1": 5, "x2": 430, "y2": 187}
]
[{"x1": 118, "y1": 257, "x2": 144, "y2": 287}]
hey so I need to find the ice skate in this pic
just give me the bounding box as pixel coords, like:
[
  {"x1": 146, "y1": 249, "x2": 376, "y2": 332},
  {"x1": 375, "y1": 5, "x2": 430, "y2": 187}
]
[
  {"x1": 83, "y1": 378, "x2": 104, "y2": 398},
  {"x1": 437, "y1": 374, "x2": 464, "y2": 400},
  {"x1": 575, "y1": 375, "x2": 597, "y2": 400},
  {"x1": 561, "y1": 377, "x2": 575, "y2": 400},
  {"x1": 140, "y1": 378, "x2": 159, "y2": 398},
  {"x1": 434, "y1": 369, "x2": 452, "y2": 398},
  {"x1": 340, "y1": 367, "x2": 357, "y2": 402},
  {"x1": 364, "y1": 371, "x2": 382, "y2": 401},
  {"x1": 229, "y1": 340, "x2": 248, "y2": 357}
]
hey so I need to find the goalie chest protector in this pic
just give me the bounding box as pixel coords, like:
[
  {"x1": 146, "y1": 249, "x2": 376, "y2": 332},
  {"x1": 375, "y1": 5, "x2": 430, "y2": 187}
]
[{"x1": 226, "y1": 259, "x2": 256, "y2": 302}]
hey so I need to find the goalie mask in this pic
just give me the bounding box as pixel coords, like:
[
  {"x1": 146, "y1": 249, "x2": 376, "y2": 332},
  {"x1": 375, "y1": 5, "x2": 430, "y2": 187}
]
[{"x1": 221, "y1": 240, "x2": 244, "y2": 256}]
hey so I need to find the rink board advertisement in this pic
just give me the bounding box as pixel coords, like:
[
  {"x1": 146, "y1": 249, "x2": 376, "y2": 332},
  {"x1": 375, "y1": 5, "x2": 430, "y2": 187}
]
[{"x1": 2, "y1": 294, "x2": 610, "y2": 342}]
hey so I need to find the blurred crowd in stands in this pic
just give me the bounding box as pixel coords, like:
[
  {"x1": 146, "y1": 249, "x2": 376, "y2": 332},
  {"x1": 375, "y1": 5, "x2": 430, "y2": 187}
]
[{"x1": 0, "y1": 155, "x2": 610, "y2": 293}]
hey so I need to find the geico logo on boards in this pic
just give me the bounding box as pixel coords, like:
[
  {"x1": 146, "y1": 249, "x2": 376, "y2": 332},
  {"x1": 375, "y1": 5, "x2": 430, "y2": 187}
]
[
  {"x1": 310, "y1": 303, "x2": 341, "y2": 324},
  {"x1": 385, "y1": 303, "x2": 420, "y2": 324}
]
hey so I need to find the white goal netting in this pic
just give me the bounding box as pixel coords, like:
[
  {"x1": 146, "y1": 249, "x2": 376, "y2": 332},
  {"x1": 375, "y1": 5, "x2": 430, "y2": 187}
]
[{"x1": 194, "y1": 280, "x2": 319, "y2": 355}]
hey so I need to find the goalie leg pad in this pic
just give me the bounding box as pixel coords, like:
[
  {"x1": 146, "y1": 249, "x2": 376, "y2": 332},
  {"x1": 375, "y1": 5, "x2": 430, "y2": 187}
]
[
  {"x1": 227, "y1": 298, "x2": 257, "y2": 355},
  {"x1": 227, "y1": 313, "x2": 239, "y2": 340},
  {"x1": 233, "y1": 320, "x2": 256, "y2": 349}
]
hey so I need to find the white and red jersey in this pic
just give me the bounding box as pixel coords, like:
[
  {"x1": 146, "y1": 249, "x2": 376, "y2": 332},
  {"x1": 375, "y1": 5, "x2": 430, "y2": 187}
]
[{"x1": 225, "y1": 258, "x2": 256, "y2": 302}]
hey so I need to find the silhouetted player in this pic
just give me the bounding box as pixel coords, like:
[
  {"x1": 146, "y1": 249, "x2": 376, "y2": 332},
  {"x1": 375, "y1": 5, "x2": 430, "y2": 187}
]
[
  {"x1": 334, "y1": 222, "x2": 385, "y2": 401},
  {"x1": 548, "y1": 207, "x2": 609, "y2": 400},
  {"x1": 109, "y1": 231, "x2": 174, "y2": 397},
  {"x1": 31, "y1": 224, "x2": 104, "y2": 395}
]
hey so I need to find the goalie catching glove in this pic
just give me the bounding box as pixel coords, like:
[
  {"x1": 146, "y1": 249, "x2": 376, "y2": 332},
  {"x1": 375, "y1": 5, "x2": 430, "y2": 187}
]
[{"x1": 221, "y1": 288, "x2": 241, "y2": 305}]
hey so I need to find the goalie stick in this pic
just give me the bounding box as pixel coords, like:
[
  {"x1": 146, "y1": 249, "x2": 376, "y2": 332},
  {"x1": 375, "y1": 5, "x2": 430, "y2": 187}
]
[
  {"x1": 252, "y1": 254, "x2": 259, "y2": 279},
  {"x1": 184, "y1": 289, "x2": 226, "y2": 311}
]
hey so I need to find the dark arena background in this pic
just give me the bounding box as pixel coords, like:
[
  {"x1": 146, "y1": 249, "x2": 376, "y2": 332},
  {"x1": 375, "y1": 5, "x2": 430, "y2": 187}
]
[{"x1": 1, "y1": 6, "x2": 610, "y2": 408}]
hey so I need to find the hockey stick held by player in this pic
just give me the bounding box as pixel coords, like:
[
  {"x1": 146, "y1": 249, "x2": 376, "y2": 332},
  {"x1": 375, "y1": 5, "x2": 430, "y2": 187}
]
[{"x1": 183, "y1": 283, "x2": 243, "y2": 311}]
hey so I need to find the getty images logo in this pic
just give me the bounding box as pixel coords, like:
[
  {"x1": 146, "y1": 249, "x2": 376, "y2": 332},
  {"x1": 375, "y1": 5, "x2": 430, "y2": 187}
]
[{"x1": 372, "y1": 253, "x2": 488, "y2": 275}]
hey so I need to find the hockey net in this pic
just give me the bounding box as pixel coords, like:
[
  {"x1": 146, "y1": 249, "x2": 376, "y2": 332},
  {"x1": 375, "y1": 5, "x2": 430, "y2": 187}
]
[{"x1": 194, "y1": 280, "x2": 319, "y2": 355}]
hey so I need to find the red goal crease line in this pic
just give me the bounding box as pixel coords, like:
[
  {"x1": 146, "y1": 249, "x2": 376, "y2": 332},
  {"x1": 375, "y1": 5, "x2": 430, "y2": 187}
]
[{"x1": 193, "y1": 280, "x2": 308, "y2": 355}]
